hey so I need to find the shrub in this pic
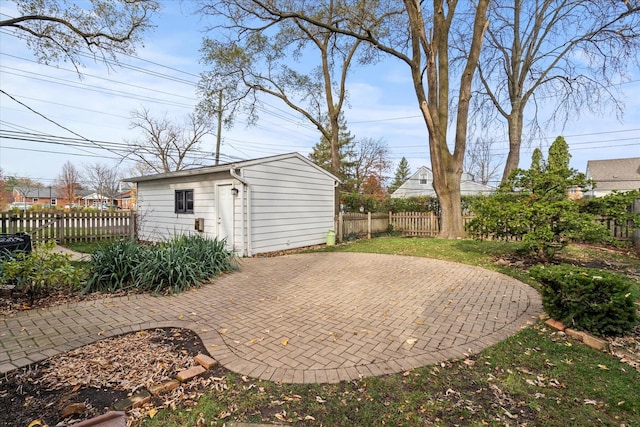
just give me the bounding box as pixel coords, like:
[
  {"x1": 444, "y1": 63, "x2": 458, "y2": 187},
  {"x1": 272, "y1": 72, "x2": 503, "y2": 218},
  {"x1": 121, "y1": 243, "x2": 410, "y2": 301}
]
[
  {"x1": 84, "y1": 235, "x2": 237, "y2": 294},
  {"x1": 466, "y1": 138, "x2": 610, "y2": 260},
  {"x1": 1, "y1": 241, "x2": 85, "y2": 303},
  {"x1": 530, "y1": 264, "x2": 638, "y2": 336},
  {"x1": 84, "y1": 239, "x2": 144, "y2": 293}
]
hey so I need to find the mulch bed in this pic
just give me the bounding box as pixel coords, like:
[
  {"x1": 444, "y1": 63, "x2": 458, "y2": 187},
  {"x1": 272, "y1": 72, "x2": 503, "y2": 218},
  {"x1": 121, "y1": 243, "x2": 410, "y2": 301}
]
[{"x1": 0, "y1": 328, "x2": 228, "y2": 427}]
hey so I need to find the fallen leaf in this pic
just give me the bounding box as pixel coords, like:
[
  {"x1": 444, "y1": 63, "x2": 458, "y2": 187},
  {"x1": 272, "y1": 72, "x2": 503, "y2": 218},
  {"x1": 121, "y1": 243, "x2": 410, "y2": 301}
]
[
  {"x1": 148, "y1": 408, "x2": 158, "y2": 418},
  {"x1": 219, "y1": 328, "x2": 228, "y2": 335},
  {"x1": 304, "y1": 415, "x2": 316, "y2": 421},
  {"x1": 502, "y1": 408, "x2": 518, "y2": 419},
  {"x1": 463, "y1": 359, "x2": 475, "y2": 367},
  {"x1": 27, "y1": 421, "x2": 42, "y2": 427},
  {"x1": 281, "y1": 338, "x2": 289, "y2": 347},
  {"x1": 597, "y1": 364, "x2": 610, "y2": 370},
  {"x1": 415, "y1": 320, "x2": 424, "y2": 325},
  {"x1": 405, "y1": 338, "x2": 418, "y2": 345},
  {"x1": 316, "y1": 396, "x2": 326, "y2": 403},
  {"x1": 97, "y1": 330, "x2": 104, "y2": 336},
  {"x1": 178, "y1": 314, "x2": 185, "y2": 320},
  {"x1": 584, "y1": 399, "x2": 598, "y2": 405}
]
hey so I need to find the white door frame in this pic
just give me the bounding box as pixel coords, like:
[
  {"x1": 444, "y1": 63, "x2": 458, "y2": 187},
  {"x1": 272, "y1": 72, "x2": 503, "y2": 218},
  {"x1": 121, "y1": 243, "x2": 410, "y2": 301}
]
[{"x1": 215, "y1": 183, "x2": 235, "y2": 250}]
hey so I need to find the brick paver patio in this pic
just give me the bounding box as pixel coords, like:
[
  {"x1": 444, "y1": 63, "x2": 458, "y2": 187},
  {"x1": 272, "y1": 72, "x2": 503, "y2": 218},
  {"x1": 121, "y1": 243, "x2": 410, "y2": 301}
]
[{"x1": 0, "y1": 252, "x2": 542, "y2": 383}]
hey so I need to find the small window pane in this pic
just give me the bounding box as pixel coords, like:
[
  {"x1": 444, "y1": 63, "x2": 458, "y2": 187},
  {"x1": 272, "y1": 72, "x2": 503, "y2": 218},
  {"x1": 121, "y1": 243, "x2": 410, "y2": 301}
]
[
  {"x1": 175, "y1": 190, "x2": 194, "y2": 214},
  {"x1": 185, "y1": 190, "x2": 194, "y2": 212}
]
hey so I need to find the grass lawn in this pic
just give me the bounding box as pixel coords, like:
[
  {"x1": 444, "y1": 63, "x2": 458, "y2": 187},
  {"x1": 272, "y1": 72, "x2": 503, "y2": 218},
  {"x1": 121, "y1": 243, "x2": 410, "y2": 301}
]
[{"x1": 139, "y1": 237, "x2": 640, "y2": 427}]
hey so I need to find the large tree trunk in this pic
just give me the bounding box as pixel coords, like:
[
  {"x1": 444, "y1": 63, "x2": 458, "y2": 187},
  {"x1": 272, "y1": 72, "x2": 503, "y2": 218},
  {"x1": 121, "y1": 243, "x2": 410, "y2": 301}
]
[
  {"x1": 431, "y1": 146, "x2": 464, "y2": 238},
  {"x1": 501, "y1": 106, "x2": 524, "y2": 182},
  {"x1": 329, "y1": 113, "x2": 341, "y2": 216}
]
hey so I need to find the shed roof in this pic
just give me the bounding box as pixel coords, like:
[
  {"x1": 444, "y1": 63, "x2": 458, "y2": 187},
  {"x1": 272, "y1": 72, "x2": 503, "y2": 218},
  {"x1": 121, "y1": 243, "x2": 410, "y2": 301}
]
[
  {"x1": 586, "y1": 157, "x2": 640, "y2": 192},
  {"x1": 124, "y1": 152, "x2": 340, "y2": 183}
]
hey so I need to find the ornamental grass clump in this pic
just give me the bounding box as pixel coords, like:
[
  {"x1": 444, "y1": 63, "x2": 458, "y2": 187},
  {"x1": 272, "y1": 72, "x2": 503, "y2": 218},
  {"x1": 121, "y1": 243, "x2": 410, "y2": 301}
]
[
  {"x1": 84, "y1": 235, "x2": 237, "y2": 294},
  {"x1": 84, "y1": 239, "x2": 143, "y2": 293},
  {"x1": 530, "y1": 264, "x2": 638, "y2": 336}
]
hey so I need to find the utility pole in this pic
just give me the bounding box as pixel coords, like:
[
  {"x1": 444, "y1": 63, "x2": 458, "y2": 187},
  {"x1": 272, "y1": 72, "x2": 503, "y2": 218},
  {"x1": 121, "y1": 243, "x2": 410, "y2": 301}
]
[{"x1": 215, "y1": 90, "x2": 223, "y2": 165}]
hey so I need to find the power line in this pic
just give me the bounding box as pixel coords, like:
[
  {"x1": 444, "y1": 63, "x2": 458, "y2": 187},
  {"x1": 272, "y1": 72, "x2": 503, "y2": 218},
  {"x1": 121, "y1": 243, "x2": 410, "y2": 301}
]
[{"x1": 0, "y1": 90, "x2": 120, "y2": 156}]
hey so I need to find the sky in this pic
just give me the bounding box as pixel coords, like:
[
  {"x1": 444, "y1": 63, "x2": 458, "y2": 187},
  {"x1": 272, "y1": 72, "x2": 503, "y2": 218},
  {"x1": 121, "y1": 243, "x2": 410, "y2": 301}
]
[{"x1": 0, "y1": 1, "x2": 639, "y2": 189}]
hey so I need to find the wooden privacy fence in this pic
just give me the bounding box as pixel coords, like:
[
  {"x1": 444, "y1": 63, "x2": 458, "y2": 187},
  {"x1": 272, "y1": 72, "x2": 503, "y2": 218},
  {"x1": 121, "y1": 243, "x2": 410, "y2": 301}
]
[{"x1": 0, "y1": 211, "x2": 136, "y2": 244}]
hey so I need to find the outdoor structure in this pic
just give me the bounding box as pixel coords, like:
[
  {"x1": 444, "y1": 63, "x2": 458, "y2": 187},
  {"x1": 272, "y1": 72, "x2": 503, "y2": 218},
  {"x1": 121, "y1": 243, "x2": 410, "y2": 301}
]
[
  {"x1": 391, "y1": 166, "x2": 495, "y2": 198},
  {"x1": 585, "y1": 157, "x2": 640, "y2": 198},
  {"x1": 125, "y1": 153, "x2": 339, "y2": 256}
]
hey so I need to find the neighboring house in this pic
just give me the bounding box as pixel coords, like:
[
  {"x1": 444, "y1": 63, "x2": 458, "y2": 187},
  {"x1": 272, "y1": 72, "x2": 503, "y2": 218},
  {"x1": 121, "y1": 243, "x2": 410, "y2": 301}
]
[
  {"x1": 585, "y1": 157, "x2": 640, "y2": 198},
  {"x1": 116, "y1": 187, "x2": 135, "y2": 210},
  {"x1": 125, "y1": 152, "x2": 340, "y2": 257},
  {"x1": 390, "y1": 166, "x2": 495, "y2": 198},
  {"x1": 82, "y1": 192, "x2": 120, "y2": 208},
  {"x1": 12, "y1": 187, "x2": 87, "y2": 208}
]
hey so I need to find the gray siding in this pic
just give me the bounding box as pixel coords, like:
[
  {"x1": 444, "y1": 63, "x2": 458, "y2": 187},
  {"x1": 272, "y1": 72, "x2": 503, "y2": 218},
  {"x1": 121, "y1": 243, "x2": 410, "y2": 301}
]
[{"x1": 244, "y1": 156, "x2": 335, "y2": 254}]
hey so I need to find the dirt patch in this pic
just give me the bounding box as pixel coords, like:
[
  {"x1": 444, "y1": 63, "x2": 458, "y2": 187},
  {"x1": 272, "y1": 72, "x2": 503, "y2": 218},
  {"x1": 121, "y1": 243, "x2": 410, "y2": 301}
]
[{"x1": 0, "y1": 328, "x2": 228, "y2": 427}]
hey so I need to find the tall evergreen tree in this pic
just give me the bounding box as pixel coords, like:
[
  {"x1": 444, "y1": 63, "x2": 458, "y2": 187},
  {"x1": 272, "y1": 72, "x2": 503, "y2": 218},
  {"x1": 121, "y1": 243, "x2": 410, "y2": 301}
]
[
  {"x1": 309, "y1": 114, "x2": 356, "y2": 189},
  {"x1": 389, "y1": 157, "x2": 411, "y2": 193}
]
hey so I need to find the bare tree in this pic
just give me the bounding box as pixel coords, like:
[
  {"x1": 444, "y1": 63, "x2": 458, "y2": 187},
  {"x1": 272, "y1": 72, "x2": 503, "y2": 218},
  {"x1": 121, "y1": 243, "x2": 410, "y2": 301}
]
[
  {"x1": 464, "y1": 138, "x2": 501, "y2": 185},
  {"x1": 1, "y1": 0, "x2": 159, "y2": 72},
  {"x1": 198, "y1": 1, "x2": 490, "y2": 237},
  {"x1": 198, "y1": 0, "x2": 381, "y2": 212},
  {"x1": 350, "y1": 137, "x2": 392, "y2": 194},
  {"x1": 55, "y1": 161, "x2": 81, "y2": 206},
  {"x1": 124, "y1": 108, "x2": 214, "y2": 174},
  {"x1": 0, "y1": 168, "x2": 8, "y2": 210},
  {"x1": 84, "y1": 163, "x2": 120, "y2": 206},
  {"x1": 475, "y1": 0, "x2": 640, "y2": 182}
]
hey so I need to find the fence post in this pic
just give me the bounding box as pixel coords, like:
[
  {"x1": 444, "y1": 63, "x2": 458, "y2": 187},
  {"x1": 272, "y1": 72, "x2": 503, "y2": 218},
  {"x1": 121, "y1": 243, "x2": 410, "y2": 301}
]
[
  {"x1": 633, "y1": 199, "x2": 640, "y2": 248},
  {"x1": 57, "y1": 214, "x2": 64, "y2": 245},
  {"x1": 338, "y1": 211, "x2": 343, "y2": 243},
  {"x1": 129, "y1": 210, "x2": 136, "y2": 240},
  {"x1": 367, "y1": 212, "x2": 372, "y2": 239}
]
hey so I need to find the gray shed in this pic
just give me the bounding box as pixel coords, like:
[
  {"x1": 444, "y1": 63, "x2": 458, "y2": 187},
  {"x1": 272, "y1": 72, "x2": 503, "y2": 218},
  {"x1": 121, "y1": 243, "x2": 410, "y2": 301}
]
[{"x1": 125, "y1": 153, "x2": 339, "y2": 256}]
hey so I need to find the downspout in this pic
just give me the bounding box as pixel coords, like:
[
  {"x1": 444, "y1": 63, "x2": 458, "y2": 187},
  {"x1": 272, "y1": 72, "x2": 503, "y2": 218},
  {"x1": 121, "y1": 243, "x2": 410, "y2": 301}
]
[
  {"x1": 334, "y1": 180, "x2": 340, "y2": 242},
  {"x1": 229, "y1": 167, "x2": 251, "y2": 257}
]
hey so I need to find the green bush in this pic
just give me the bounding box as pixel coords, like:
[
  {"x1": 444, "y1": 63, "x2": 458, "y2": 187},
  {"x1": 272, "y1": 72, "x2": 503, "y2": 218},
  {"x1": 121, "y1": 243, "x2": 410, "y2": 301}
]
[
  {"x1": 530, "y1": 264, "x2": 638, "y2": 336},
  {"x1": 466, "y1": 138, "x2": 611, "y2": 260},
  {"x1": 84, "y1": 239, "x2": 144, "y2": 293},
  {"x1": 1, "y1": 241, "x2": 85, "y2": 303},
  {"x1": 84, "y1": 234, "x2": 237, "y2": 295}
]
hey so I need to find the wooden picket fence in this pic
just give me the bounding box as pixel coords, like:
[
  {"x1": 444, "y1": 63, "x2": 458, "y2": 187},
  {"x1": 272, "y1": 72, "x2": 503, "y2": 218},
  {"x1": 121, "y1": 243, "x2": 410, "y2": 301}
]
[
  {"x1": 338, "y1": 210, "x2": 637, "y2": 243},
  {"x1": 0, "y1": 210, "x2": 136, "y2": 244}
]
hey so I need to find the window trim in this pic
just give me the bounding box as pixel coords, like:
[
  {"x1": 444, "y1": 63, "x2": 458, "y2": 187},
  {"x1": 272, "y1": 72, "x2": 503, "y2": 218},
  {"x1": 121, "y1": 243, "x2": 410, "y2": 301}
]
[
  {"x1": 419, "y1": 174, "x2": 428, "y2": 185},
  {"x1": 175, "y1": 189, "x2": 194, "y2": 214}
]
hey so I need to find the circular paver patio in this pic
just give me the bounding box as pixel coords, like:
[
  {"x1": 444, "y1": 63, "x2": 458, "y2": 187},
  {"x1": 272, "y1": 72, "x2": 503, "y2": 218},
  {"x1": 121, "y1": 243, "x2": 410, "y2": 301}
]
[{"x1": 0, "y1": 252, "x2": 542, "y2": 383}]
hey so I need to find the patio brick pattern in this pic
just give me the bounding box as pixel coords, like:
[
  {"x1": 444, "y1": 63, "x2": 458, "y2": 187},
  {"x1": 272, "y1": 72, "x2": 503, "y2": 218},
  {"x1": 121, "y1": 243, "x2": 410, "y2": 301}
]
[{"x1": 0, "y1": 252, "x2": 542, "y2": 383}]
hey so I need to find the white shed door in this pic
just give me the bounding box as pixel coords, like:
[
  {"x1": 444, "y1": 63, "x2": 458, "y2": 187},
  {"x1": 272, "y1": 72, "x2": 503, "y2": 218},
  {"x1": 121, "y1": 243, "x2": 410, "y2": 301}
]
[{"x1": 216, "y1": 184, "x2": 234, "y2": 248}]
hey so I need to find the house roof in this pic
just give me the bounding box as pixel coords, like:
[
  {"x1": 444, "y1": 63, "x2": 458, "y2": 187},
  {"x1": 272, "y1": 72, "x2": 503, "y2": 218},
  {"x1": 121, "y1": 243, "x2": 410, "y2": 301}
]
[
  {"x1": 124, "y1": 152, "x2": 341, "y2": 183},
  {"x1": 586, "y1": 157, "x2": 640, "y2": 192},
  {"x1": 13, "y1": 187, "x2": 92, "y2": 198}
]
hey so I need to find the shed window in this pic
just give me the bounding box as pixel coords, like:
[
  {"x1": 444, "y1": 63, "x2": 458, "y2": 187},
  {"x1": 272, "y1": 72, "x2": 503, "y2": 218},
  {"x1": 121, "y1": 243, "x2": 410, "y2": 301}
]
[
  {"x1": 175, "y1": 190, "x2": 194, "y2": 214},
  {"x1": 419, "y1": 174, "x2": 428, "y2": 185}
]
